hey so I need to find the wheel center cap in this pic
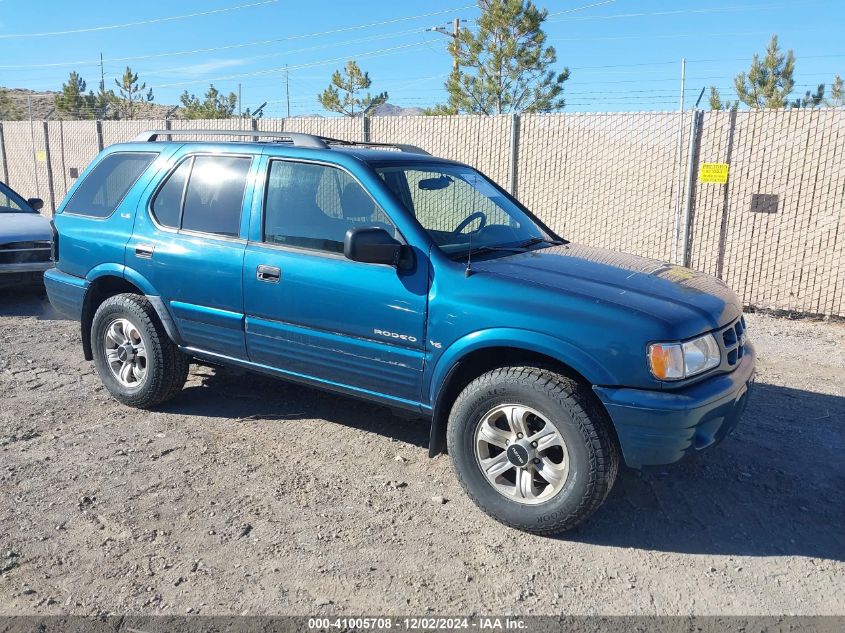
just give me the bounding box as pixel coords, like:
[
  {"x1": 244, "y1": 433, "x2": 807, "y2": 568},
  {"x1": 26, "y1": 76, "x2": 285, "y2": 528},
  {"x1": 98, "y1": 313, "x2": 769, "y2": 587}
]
[
  {"x1": 117, "y1": 344, "x2": 134, "y2": 363},
  {"x1": 506, "y1": 442, "x2": 532, "y2": 468}
]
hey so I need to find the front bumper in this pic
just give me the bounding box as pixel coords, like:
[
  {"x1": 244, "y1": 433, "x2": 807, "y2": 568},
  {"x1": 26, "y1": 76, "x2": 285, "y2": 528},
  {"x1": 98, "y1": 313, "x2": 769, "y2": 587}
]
[
  {"x1": 0, "y1": 262, "x2": 54, "y2": 287},
  {"x1": 594, "y1": 343, "x2": 755, "y2": 468}
]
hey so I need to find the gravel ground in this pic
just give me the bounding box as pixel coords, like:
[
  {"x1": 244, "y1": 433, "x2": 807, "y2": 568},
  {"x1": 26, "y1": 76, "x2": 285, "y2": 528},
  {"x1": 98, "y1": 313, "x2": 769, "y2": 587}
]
[{"x1": 1, "y1": 288, "x2": 843, "y2": 616}]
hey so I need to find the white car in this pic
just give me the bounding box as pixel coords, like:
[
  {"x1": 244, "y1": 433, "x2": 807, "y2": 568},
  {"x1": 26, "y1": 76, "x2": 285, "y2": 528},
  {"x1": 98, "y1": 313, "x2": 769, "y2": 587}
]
[{"x1": 0, "y1": 181, "x2": 52, "y2": 288}]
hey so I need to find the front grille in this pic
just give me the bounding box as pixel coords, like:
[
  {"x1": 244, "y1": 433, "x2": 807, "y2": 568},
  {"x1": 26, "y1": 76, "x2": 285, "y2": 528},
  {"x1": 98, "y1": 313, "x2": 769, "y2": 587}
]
[
  {"x1": 0, "y1": 241, "x2": 52, "y2": 265},
  {"x1": 720, "y1": 316, "x2": 747, "y2": 367}
]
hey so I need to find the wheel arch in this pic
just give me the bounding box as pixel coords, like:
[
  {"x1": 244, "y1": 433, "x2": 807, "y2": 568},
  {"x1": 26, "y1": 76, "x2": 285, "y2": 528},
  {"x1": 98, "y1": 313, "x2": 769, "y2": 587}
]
[
  {"x1": 427, "y1": 330, "x2": 616, "y2": 457},
  {"x1": 80, "y1": 267, "x2": 179, "y2": 360}
]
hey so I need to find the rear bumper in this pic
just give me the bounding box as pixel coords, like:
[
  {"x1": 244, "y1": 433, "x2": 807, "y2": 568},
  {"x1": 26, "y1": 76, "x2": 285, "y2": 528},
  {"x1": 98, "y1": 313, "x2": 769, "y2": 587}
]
[
  {"x1": 594, "y1": 343, "x2": 755, "y2": 468},
  {"x1": 44, "y1": 267, "x2": 88, "y2": 320}
]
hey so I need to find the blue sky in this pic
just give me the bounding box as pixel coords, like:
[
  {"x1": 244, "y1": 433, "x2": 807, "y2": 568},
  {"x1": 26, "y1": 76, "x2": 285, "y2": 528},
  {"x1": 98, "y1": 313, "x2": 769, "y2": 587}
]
[{"x1": 0, "y1": 0, "x2": 842, "y2": 115}]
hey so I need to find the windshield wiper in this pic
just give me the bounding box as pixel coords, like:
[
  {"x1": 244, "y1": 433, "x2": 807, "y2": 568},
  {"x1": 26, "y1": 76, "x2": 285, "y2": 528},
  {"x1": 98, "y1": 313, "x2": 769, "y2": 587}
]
[
  {"x1": 518, "y1": 237, "x2": 565, "y2": 248},
  {"x1": 470, "y1": 244, "x2": 527, "y2": 255},
  {"x1": 460, "y1": 238, "x2": 565, "y2": 276},
  {"x1": 459, "y1": 238, "x2": 562, "y2": 260}
]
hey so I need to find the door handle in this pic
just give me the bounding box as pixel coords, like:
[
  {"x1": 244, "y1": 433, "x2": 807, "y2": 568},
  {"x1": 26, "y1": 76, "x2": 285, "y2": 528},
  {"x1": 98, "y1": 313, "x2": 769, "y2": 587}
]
[
  {"x1": 256, "y1": 264, "x2": 281, "y2": 283},
  {"x1": 135, "y1": 244, "x2": 154, "y2": 259}
]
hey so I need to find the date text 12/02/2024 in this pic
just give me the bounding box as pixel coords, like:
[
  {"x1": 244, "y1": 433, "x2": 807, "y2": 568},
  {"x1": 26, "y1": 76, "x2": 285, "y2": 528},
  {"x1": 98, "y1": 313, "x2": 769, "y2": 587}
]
[{"x1": 307, "y1": 617, "x2": 527, "y2": 630}]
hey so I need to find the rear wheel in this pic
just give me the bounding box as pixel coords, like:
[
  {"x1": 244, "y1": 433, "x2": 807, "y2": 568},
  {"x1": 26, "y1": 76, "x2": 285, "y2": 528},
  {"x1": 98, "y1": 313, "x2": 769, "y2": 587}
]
[
  {"x1": 91, "y1": 293, "x2": 189, "y2": 408},
  {"x1": 447, "y1": 366, "x2": 619, "y2": 535}
]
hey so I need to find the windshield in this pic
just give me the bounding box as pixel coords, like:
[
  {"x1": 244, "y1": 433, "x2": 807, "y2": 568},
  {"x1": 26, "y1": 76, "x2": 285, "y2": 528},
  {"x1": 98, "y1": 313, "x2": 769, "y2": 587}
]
[
  {"x1": 0, "y1": 182, "x2": 33, "y2": 214},
  {"x1": 376, "y1": 163, "x2": 554, "y2": 257}
]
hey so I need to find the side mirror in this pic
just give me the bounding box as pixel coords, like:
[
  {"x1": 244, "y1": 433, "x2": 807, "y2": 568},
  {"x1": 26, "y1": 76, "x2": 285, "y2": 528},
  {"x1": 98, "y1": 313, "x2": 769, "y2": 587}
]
[
  {"x1": 27, "y1": 198, "x2": 44, "y2": 212},
  {"x1": 344, "y1": 227, "x2": 402, "y2": 266}
]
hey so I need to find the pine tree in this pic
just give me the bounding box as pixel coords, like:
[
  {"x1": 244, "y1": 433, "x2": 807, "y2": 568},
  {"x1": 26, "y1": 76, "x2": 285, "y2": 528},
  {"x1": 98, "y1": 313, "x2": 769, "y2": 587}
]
[
  {"x1": 827, "y1": 74, "x2": 844, "y2": 107},
  {"x1": 709, "y1": 86, "x2": 723, "y2": 110},
  {"x1": 433, "y1": 0, "x2": 568, "y2": 115},
  {"x1": 180, "y1": 84, "x2": 238, "y2": 119},
  {"x1": 790, "y1": 83, "x2": 825, "y2": 109},
  {"x1": 734, "y1": 35, "x2": 795, "y2": 109},
  {"x1": 0, "y1": 88, "x2": 23, "y2": 120},
  {"x1": 55, "y1": 71, "x2": 96, "y2": 119},
  {"x1": 114, "y1": 66, "x2": 154, "y2": 119},
  {"x1": 318, "y1": 61, "x2": 387, "y2": 117},
  {"x1": 708, "y1": 86, "x2": 737, "y2": 111}
]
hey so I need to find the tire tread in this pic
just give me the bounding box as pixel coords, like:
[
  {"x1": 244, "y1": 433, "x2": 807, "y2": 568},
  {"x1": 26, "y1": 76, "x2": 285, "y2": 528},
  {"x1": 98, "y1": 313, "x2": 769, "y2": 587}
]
[
  {"x1": 448, "y1": 365, "x2": 619, "y2": 535},
  {"x1": 92, "y1": 293, "x2": 189, "y2": 409}
]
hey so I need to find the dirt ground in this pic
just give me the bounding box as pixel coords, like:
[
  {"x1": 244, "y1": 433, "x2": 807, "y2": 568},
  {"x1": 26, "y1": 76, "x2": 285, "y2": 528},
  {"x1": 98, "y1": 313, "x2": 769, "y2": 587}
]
[{"x1": 1, "y1": 288, "x2": 843, "y2": 617}]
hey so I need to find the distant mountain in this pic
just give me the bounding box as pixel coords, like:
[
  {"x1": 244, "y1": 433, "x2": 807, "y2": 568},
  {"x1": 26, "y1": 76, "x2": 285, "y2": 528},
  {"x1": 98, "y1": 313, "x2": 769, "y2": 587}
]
[
  {"x1": 372, "y1": 102, "x2": 425, "y2": 116},
  {"x1": 1, "y1": 87, "x2": 178, "y2": 120},
  {"x1": 293, "y1": 103, "x2": 427, "y2": 118},
  {"x1": 2, "y1": 88, "x2": 58, "y2": 120},
  {"x1": 1, "y1": 88, "x2": 427, "y2": 121}
]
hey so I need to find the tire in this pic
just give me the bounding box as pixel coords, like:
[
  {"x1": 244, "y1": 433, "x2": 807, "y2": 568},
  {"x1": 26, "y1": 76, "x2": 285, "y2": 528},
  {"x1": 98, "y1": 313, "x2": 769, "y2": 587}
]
[
  {"x1": 91, "y1": 293, "x2": 189, "y2": 408},
  {"x1": 446, "y1": 366, "x2": 619, "y2": 535}
]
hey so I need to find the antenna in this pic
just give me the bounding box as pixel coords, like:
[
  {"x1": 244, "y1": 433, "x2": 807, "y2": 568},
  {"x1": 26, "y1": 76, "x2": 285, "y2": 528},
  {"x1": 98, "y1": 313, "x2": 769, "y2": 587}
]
[{"x1": 465, "y1": 227, "x2": 474, "y2": 278}]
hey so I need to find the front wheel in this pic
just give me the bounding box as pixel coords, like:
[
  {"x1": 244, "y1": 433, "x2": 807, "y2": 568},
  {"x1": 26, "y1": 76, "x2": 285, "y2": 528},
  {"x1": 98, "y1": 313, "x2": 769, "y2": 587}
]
[
  {"x1": 91, "y1": 293, "x2": 189, "y2": 408},
  {"x1": 447, "y1": 366, "x2": 619, "y2": 535}
]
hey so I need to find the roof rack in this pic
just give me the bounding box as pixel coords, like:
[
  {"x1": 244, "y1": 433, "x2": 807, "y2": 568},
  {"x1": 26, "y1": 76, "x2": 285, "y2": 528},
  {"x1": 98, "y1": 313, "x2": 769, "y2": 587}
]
[{"x1": 131, "y1": 129, "x2": 430, "y2": 155}]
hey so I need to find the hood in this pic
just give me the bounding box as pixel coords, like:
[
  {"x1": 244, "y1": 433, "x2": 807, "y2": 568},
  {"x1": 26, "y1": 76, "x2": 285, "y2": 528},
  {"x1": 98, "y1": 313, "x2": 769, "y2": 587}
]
[
  {"x1": 0, "y1": 212, "x2": 52, "y2": 244},
  {"x1": 473, "y1": 243, "x2": 741, "y2": 336}
]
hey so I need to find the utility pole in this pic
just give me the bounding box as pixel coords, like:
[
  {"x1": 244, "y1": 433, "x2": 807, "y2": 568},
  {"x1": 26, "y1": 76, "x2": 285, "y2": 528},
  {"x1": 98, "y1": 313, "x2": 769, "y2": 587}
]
[
  {"x1": 238, "y1": 83, "x2": 242, "y2": 117},
  {"x1": 672, "y1": 57, "x2": 687, "y2": 265},
  {"x1": 99, "y1": 53, "x2": 105, "y2": 93},
  {"x1": 27, "y1": 96, "x2": 40, "y2": 197},
  {"x1": 429, "y1": 18, "x2": 463, "y2": 72},
  {"x1": 285, "y1": 65, "x2": 290, "y2": 117}
]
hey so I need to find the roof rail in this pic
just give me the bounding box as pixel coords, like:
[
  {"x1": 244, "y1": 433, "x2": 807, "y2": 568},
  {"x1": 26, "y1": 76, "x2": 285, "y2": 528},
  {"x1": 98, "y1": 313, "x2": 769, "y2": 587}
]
[
  {"x1": 131, "y1": 129, "x2": 430, "y2": 155},
  {"x1": 131, "y1": 129, "x2": 328, "y2": 148},
  {"x1": 319, "y1": 136, "x2": 431, "y2": 156}
]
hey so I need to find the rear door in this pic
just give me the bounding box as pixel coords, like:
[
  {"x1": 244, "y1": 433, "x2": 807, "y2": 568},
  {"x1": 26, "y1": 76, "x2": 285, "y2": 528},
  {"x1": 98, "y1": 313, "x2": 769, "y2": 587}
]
[
  {"x1": 242, "y1": 157, "x2": 429, "y2": 405},
  {"x1": 127, "y1": 150, "x2": 257, "y2": 358}
]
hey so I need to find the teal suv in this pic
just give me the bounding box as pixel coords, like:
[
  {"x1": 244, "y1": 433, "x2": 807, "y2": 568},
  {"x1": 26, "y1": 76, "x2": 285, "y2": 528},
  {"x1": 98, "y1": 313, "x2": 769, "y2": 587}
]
[{"x1": 44, "y1": 130, "x2": 754, "y2": 534}]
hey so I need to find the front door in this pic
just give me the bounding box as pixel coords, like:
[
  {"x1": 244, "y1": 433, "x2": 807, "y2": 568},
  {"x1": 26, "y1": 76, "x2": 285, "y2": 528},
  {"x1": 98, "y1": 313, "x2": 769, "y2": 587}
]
[
  {"x1": 128, "y1": 152, "x2": 255, "y2": 358},
  {"x1": 243, "y1": 158, "x2": 428, "y2": 406}
]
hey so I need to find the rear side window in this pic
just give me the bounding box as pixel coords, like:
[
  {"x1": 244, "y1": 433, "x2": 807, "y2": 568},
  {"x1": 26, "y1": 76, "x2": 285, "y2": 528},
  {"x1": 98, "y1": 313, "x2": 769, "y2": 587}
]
[
  {"x1": 65, "y1": 152, "x2": 157, "y2": 217},
  {"x1": 150, "y1": 155, "x2": 251, "y2": 237}
]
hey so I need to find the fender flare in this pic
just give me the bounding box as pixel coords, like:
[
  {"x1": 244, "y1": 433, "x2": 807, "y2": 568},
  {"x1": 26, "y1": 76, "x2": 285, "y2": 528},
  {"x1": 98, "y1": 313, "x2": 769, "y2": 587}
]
[
  {"x1": 426, "y1": 328, "x2": 616, "y2": 456},
  {"x1": 79, "y1": 265, "x2": 181, "y2": 359}
]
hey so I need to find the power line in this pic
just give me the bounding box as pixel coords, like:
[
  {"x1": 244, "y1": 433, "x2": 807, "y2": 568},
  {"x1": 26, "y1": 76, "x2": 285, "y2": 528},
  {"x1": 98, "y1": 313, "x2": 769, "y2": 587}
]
[
  {"x1": 135, "y1": 29, "x2": 433, "y2": 78},
  {"x1": 547, "y1": 0, "x2": 833, "y2": 23},
  {"x1": 547, "y1": 0, "x2": 618, "y2": 17},
  {"x1": 566, "y1": 51, "x2": 845, "y2": 71},
  {"x1": 145, "y1": 42, "x2": 433, "y2": 89},
  {"x1": 0, "y1": 6, "x2": 474, "y2": 69},
  {"x1": 549, "y1": 28, "x2": 840, "y2": 45},
  {"x1": 0, "y1": 0, "x2": 279, "y2": 40}
]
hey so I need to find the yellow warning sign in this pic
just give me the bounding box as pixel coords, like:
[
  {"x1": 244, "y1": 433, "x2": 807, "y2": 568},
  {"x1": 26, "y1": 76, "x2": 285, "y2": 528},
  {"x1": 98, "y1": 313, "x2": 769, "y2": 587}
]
[
  {"x1": 35, "y1": 150, "x2": 46, "y2": 162},
  {"x1": 700, "y1": 162, "x2": 729, "y2": 184}
]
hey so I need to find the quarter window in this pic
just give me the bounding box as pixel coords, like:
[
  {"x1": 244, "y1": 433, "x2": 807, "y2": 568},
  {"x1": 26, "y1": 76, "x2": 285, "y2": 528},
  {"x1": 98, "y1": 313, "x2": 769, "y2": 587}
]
[
  {"x1": 151, "y1": 159, "x2": 191, "y2": 228},
  {"x1": 263, "y1": 160, "x2": 395, "y2": 253},
  {"x1": 65, "y1": 152, "x2": 157, "y2": 217}
]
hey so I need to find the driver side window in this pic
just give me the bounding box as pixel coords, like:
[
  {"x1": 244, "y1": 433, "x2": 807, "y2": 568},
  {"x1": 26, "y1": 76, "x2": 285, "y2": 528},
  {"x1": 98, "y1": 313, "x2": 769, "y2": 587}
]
[
  {"x1": 399, "y1": 169, "x2": 511, "y2": 232},
  {"x1": 263, "y1": 160, "x2": 396, "y2": 254}
]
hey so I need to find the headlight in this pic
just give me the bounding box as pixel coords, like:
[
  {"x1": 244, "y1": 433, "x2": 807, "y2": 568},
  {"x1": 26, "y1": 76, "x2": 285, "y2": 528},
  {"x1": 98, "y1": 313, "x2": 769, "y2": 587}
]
[{"x1": 648, "y1": 333, "x2": 721, "y2": 380}]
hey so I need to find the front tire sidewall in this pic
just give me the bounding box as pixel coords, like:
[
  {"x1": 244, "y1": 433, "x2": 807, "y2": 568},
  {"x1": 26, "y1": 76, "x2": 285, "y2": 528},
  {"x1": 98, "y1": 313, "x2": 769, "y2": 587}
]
[{"x1": 449, "y1": 373, "x2": 608, "y2": 534}]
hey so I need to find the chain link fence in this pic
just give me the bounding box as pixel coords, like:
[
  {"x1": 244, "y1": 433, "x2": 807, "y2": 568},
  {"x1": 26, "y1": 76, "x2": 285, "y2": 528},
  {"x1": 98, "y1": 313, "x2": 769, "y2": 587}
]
[{"x1": 1, "y1": 110, "x2": 842, "y2": 316}]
